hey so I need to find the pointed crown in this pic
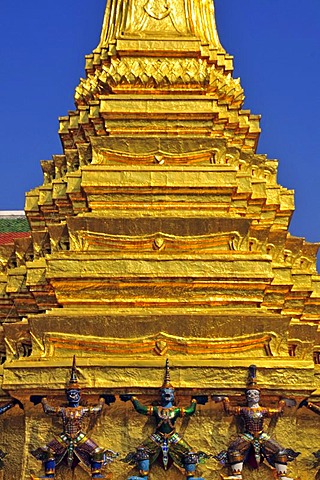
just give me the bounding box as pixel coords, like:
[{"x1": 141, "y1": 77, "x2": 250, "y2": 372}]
[
  {"x1": 66, "y1": 355, "x2": 81, "y2": 391},
  {"x1": 161, "y1": 359, "x2": 174, "y2": 390},
  {"x1": 246, "y1": 364, "x2": 260, "y2": 392}
]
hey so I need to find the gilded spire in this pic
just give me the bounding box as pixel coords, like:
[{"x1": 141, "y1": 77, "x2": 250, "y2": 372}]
[
  {"x1": 97, "y1": 0, "x2": 224, "y2": 55},
  {"x1": 76, "y1": 0, "x2": 238, "y2": 106}
]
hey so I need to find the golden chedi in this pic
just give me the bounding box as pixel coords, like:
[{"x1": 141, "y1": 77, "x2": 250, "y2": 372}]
[{"x1": 0, "y1": 0, "x2": 319, "y2": 479}]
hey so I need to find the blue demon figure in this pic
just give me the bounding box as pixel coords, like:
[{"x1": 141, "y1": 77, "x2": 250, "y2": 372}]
[
  {"x1": 31, "y1": 356, "x2": 117, "y2": 479},
  {"x1": 121, "y1": 359, "x2": 209, "y2": 480},
  {"x1": 214, "y1": 365, "x2": 299, "y2": 480}
]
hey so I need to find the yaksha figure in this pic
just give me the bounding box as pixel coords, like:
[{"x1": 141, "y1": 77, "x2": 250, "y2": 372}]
[
  {"x1": 0, "y1": 398, "x2": 22, "y2": 467},
  {"x1": 121, "y1": 359, "x2": 209, "y2": 480},
  {"x1": 31, "y1": 356, "x2": 117, "y2": 479},
  {"x1": 214, "y1": 365, "x2": 299, "y2": 480}
]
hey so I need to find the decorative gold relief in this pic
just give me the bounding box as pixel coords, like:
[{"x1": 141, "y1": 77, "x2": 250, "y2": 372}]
[
  {"x1": 144, "y1": 0, "x2": 171, "y2": 21},
  {"x1": 154, "y1": 155, "x2": 164, "y2": 165},
  {"x1": 40, "y1": 331, "x2": 278, "y2": 358},
  {"x1": 125, "y1": 0, "x2": 189, "y2": 34},
  {"x1": 71, "y1": 230, "x2": 243, "y2": 253},
  {"x1": 95, "y1": 148, "x2": 215, "y2": 166},
  {"x1": 153, "y1": 236, "x2": 165, "y2": 250},
  {"x1": 2, "y1": 321, "x2": 31, "y2": 360},
  {"x1": 154, "y1": 339, "x2": 168, "y2": 355}
]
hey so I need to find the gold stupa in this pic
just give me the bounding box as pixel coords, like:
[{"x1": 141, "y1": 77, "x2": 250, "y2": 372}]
[{"x1": 0, "y1": 1, "x2": 319, "y2": 479}]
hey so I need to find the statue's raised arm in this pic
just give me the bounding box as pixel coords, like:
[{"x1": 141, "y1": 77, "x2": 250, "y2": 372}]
[{"x1": 41, "y1": 397, "x2": 61, "y2": 416}]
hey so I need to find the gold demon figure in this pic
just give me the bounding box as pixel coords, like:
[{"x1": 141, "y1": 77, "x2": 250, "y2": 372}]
[{"x1": 214, "y1": 365, "x2": 299, "y2": 480}]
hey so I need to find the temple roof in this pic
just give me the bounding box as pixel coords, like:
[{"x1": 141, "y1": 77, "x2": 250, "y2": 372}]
[{"x1": 0, "y1": 212, "x2": 30, "y2": 245}]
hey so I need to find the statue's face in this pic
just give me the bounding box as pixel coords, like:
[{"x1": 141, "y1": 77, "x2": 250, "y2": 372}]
[
  {"x1": 66, "y1": 388, "x2": 81, "y2": 406},
  {"x1": 246, "y1": 389, "x2": 260, "y2": 406},
  {"x1": 160, "y1": 388, "x2": 175, "y2": 406}
]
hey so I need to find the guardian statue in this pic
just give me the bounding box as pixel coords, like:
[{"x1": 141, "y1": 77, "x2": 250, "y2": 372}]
[
  {"x1": 121, "y1": 359, "x2": 208, "y2": 480},
  {"x1": 214, "y1": 365, "x2": 299, "y2": 480},
  {"x1": 31, "y1": 356, "x2": 117, "y2": 479}
]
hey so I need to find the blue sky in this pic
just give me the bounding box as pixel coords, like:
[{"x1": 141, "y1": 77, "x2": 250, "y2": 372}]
[{"x1": 1, "y1": 1, "x2": 320, "y2": 247}]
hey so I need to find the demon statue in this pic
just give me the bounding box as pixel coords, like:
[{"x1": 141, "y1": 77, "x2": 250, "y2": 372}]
[
  {"x1": 120, "y1": 359, "x2": 208, "y2": 480},
  {"x1": 0, "y1": 398, "x2": 22, "y2": 467},
  {"x1": 214, "y1": 365, "x2": 299, "y2": 480},
  {"x1": 30, "y1": 356, "x2": 117, "y2": 479}
]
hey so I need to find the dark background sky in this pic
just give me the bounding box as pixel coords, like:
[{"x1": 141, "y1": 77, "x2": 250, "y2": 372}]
[{"x1": 1, "y1": 1, "x2": 319, "y2": 247}]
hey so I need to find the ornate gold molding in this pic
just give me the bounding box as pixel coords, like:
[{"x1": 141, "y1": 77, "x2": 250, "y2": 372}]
[
  {"x1": 71, "y1": 230, "x2": 243, "y2": 253},
  {"x1": 41, "y1": 330, "x2": 278, "y2": 358}
]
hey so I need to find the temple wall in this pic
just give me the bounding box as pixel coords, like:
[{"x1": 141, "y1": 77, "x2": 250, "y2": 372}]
[{"x1": 0, "y1": 396, "x2": 319, "y2": 479}]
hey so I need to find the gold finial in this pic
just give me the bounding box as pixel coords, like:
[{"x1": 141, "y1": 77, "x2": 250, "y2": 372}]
[
  {"x1": 67, "y1": 355, "x2": 80, "y2": 390},
  {"x1": 161, "y1": 358, "x2": 174, "y2": 389},
  {"x1": 246, "y1": 364, "x2": 260, "y2": 392}
]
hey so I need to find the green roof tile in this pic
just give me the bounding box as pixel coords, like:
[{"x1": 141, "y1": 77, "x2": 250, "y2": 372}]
[{"x1": 0, "y1": 217, "x2": 30, "y2": 233}]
